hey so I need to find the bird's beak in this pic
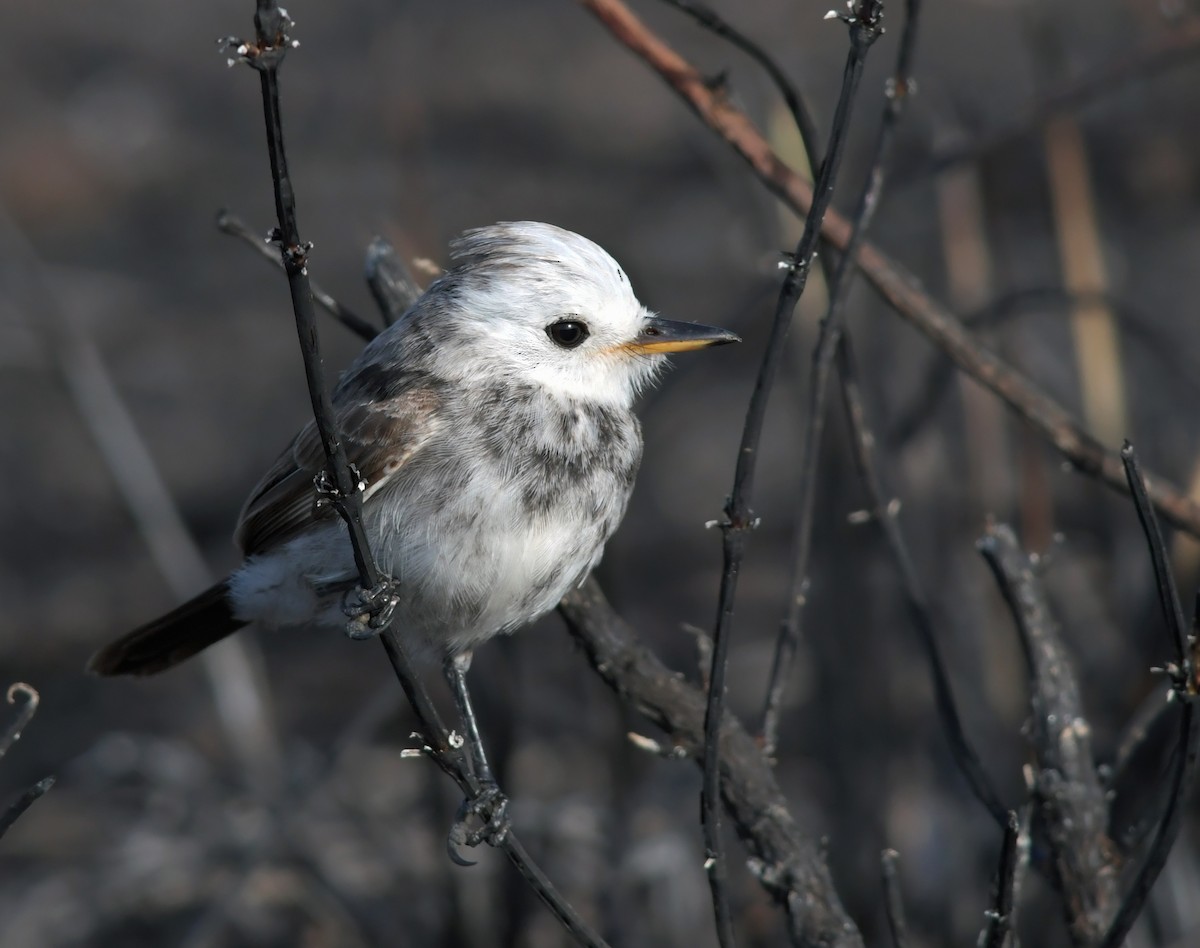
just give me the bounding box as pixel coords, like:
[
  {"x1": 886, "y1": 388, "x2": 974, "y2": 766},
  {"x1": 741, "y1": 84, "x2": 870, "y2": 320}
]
[{"x1": 623, "y1": 317, "x2": 741, "y2": 355}]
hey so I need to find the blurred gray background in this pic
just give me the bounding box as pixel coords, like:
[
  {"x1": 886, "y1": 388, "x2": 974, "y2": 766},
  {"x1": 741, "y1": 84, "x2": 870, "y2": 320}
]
[{"x1": 3, "y1": 0, "x2": 1200, "y2": 945}]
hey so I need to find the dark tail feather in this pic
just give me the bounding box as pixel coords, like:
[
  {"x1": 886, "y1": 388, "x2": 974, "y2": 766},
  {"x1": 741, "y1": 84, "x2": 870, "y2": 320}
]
[{"x1": 89, "y1": 581, "x2": 248, "y2": 677}]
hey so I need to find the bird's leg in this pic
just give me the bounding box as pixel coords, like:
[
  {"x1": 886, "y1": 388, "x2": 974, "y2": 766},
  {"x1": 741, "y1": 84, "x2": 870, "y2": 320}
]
[
  {"x1": 445, "y1": 652, "x2": 496, "y2": 783},
  {"x1": 444, "y1": 651, "x2": 510, "y2": 860}
]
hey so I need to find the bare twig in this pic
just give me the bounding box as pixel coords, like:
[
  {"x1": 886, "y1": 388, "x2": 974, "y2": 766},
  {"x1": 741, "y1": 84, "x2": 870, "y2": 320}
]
[
  {"x1": 1108, "y1": 685, "x2": 1174, "y2": 793},
  {"x1": 0, "y1": 776, "x2": 55, "y2": 841},
  {"x1": 765, "y1": 0, "x2": 921, "y2": 756},
  {"x1": 558, "y1": 578, "x2": 864, "y2": 948},
  {"x1": 217, "y1": 209, "x2": 379, "y2": 342},
  {"x1": 657, "y1": 0, "x2": 823, "y2": 163},
  {"x1": 1098, "y1": 447, "x2": 1200, "y2": 948},
  {"x1": 980, "y1": 811, "x2": 1021, "y2": 948},
  {"x1": 674, "y1": 0, "x2": 1006, "y2": 831},
  {"x1": 581, "y1": 0, "x2": 1200, "y2": 539},
  {"x1": 678, "y1": 4, "x2": 885, "y2": 941},
  {"x1": 0, "y1": 685, "x2": 52, "y2": 841},
  {"x1": 1122, "y1": 445, "x2": 1192, "y2": 690},
  {"x1": 838, "y1": 342, "x2": 1009, "y2": 827},
  {"x1": 230, "y1": 6, "x2": 608, "y2": 945},
  {"x1": 979, "y1": 524, "x2": 1117, "y2": 943},
  {"x1": 880, "y1": 850, "x2": 910, "y2": 948}
]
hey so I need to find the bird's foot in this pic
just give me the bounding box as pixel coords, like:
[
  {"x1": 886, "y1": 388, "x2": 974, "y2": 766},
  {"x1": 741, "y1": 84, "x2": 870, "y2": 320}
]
[
  {"x1": 446, "y1": 782, "x2": 510, "y2": 866},
  {"x1": 342, "y1": 577, "x2": 401, "y2": 639}
]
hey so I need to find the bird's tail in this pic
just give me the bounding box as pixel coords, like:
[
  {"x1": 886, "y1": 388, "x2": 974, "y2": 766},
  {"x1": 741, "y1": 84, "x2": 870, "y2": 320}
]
[{"x1": 88, "y1": 581, "x2": 248, "y2": 677}]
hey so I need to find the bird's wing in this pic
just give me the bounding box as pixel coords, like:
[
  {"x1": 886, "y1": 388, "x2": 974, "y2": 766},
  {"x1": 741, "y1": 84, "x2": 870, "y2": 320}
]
[{"x1": 235, "y1": 383, "x2": 443, "y2": 557}]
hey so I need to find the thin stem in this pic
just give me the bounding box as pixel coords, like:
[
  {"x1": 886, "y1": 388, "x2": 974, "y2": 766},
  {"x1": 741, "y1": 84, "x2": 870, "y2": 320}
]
[
  {"x1": 701, "y1": 7, "x2": 884, "y2": 943},
  {"x1": 1121, "y1": 443, "x2": 1191, "y2": 686},
  {"x1": 217, "y1": 210, "x2": 379, "y2": 341},
  {"x1": 981, "y1": 811, "x2": 1021, "y2": 948},
  {"x1": 836, "y1": 338, "x2": 1009, "y2": 827},
  {"x1": 657, "y1": 0, "x2": 823, "y2": 162},
  {"x1": 0, "y1": 776, "x2": 55, "y2": 841},
  {"x1": 235, "y1": 7, "x2": 609, "y2": 944},
  {"x1": 582, "y1": 0, "x2": 1200, "y2": 539},
  {"x1": 1098, "y1": 445, "x2": 1200, "y2": 948},
  {"x1": 880, "y1": 850, "x2": 910, "y2": 948},
  {"x1": 763, "y1": 0, "x2": 921, "y2": 756},
  {"x1": 559, "y1": 578, "x2": 864, "y2": 948}
]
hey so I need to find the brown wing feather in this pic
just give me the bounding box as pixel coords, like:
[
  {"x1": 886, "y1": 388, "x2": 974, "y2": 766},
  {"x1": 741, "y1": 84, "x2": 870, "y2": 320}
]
[{"x1": 235, "y1": 385, "x2": 442, "y2": 556}]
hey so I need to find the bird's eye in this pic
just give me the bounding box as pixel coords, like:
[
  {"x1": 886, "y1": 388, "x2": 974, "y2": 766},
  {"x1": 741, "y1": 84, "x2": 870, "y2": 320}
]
[{"x1": 546, "y1": 319, "x2": 590, "y2": 349}]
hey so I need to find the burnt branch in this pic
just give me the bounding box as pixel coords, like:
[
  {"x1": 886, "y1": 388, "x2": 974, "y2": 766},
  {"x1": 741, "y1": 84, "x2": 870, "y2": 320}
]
[
  {"x1": 767, "y1": 0, "x2": 920, "y2": 755},
  {"x1": 692, "y1": 4, "x2": 884, "y2": 942},
  {"x1": 672, "y1": 0, "x2": 1007, "y2": 829},
  {"x1": 0, "y1": 776, "x2": 55, "y2": 842},
  {"x1": 229, "y1": 5, "x2": 609, "y2": 945},
  {"x1": 580, "y1": 0, "x2": 1200, "y2": 539},
  {"x1": 880, "y1": 850, "x2": 910, "y2": 948},
  {"x1": 559, "y1": 578, "x2": 864, "y2": 948},
  {"x1": 0, "y1": 684, "x2": 52, "y2": 841},
  {"x1": 837, "y1": 341, "x2": 1008, "y2": 825},
  {"x1": 657, "y1": 0, "x2": 823, "y2": 162},
  {"x1": 980, "y1": 811, "x2": 1021, "y2": 948},
  {"x1": 1098, "y1": 446, "x2": 1200, "y2": 948},
  {"x1": 216, "y1": 209, "x2": 379, "y2": 342},
  {"x1": 979, "y1": 524, "x2": 1117, "y2": 944}
]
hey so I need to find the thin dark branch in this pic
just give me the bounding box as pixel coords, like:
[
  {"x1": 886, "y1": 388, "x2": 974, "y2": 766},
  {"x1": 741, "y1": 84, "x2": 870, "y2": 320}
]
[
  {"x1": 0, "y1": 776, "x2": 55, "y2": 841},
  {"x1": 657, "y1": 0, "x2": 823, "y2": 161},
  {"x1": 1121, "y1": 444, "x2": 1191, "y2": 687},
  {"x1": 924, "y1": 17, "x2": 1200, "y2": 175},
  {"x1": 1098, "y1": 447, "x2": 1200, "y2": 948},
  {"x1": 0, "y1": 683, "x2": 39, "y2": 761},
  {"x1": 1108, "y1": 685, "x2": 1174, "y2": 792},
  {"x1": 216, "y1": 209, "x2": 379, "y2": 342},
  {"x1": 981, "y1": 811, "x2": 1021, "y2": 948},
  {"x1": 837, "y1": 339, "x2": 1009, "y2": 826},
  {"x1": 559, "y1": 578, "x2": 864, "y2": 948},
  {"x1": 651, "y1": 0, "x2": 843, "y2": 762},
  {"x1": 0, "y1": 684, "x2": 52, "y2": 844},
  {"x1": 699, "y1": 5, "x2": 884, "y2": 943},
  {"x1": 979, "y1": 523, "x2": 1117, "y2": 944},
  {"x1": 764, "y1": 0, "x2": 921, "y2": 755},
  {"x1": 581, "y1": 0, "x2": 1200, "y2": 539},
  {"x1": 231, "y1": 7, "x2": 608, "y2": 945},
  {"x1": 364, "y1": 236, "x2": 423, "y2": 326},
  {"x1": 880, "y1": 850, "x2": 910, "y2": 948}
]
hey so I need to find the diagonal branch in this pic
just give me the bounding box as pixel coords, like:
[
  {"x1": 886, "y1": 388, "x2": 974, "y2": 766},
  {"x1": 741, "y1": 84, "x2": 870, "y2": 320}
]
[
  {"x1": 580, "y1": 0, "x2": 1200, "y2": 539},
  {"x1": 1098, "y1": 446, "x2": 1200, "y2": 948},
  {"x1": 673, "y1": 4, "x2": 884, "y2": 942},
  {"x1": 231, "y1": 6, "x2": 609, "y2": 945},
  {"x1": 979, "y1": 524, "x2": 1117, "y2": 944},
  {"x1": 559, "y1": 578, "x2": 864, "y2": 948},
  {"x1": 767, "y1": 0, "x2": 920, "y2": 756}
]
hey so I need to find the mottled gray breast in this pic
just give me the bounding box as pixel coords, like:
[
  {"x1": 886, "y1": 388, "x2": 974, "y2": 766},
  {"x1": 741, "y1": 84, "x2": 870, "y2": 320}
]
[{"x1": 368, "y1": 375, "x2": 643, "y2": 652}]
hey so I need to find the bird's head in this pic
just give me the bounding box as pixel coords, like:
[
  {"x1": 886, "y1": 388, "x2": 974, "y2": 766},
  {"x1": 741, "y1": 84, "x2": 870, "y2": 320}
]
[{"x1": 415, "y1": 222, "x2": 738, "y2": 406}]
